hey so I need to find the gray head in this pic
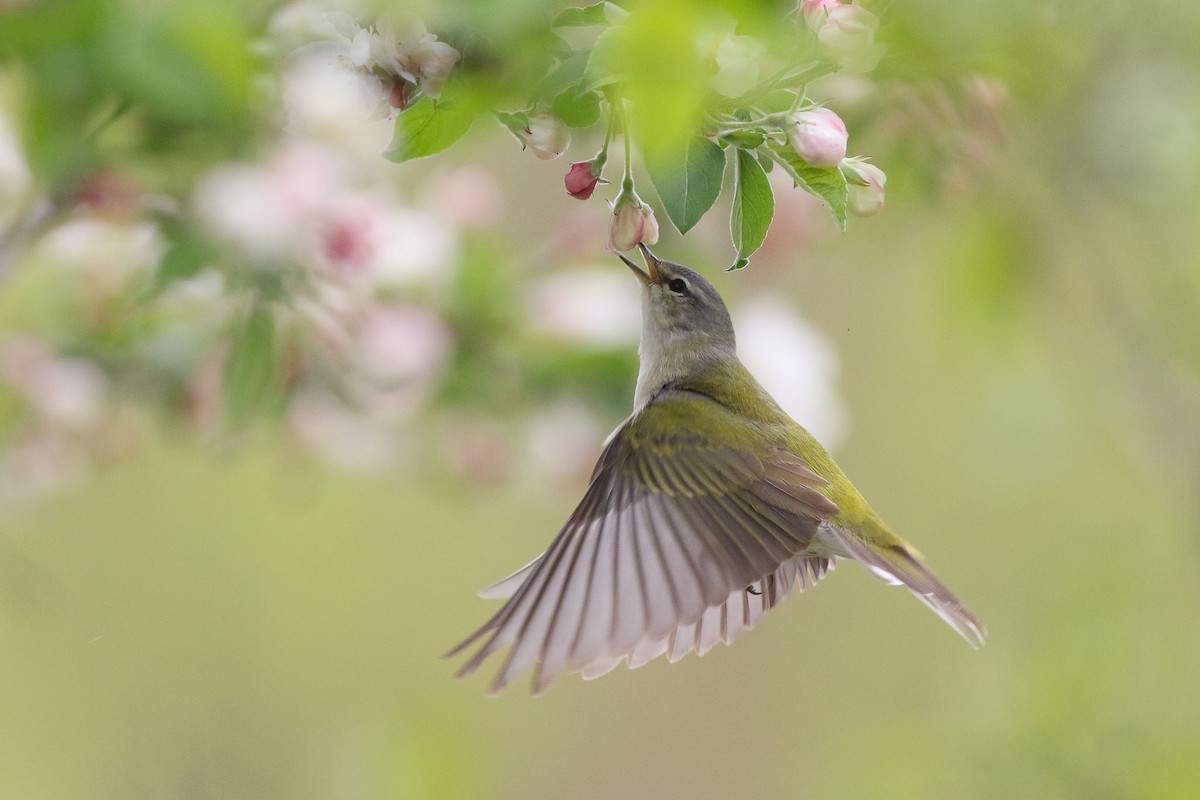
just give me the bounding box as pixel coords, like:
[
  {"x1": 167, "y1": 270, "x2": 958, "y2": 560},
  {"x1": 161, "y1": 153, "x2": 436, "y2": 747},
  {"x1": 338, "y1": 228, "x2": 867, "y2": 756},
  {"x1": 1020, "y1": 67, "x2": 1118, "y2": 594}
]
[{"x1": 619, "y1": 244, "x2": 737, "y2": 406}]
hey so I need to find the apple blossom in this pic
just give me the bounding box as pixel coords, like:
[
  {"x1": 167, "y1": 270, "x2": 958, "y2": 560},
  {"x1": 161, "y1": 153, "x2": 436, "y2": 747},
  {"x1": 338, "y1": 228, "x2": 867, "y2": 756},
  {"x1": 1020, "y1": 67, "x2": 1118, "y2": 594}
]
[
  {"x1": 842, "y1": 159, "x2": 887, "y2": 216},
  {"x1": 321, "y1": 12, "x2": 460, "y2": 105},
  {"x1": 411, "y1": 38, "x2": 460, "y2": 97},
  {"x1": 787, "y1": 107, "x2": 849, "y2": 168},
  {"x1": 818, "y1": 5, "x2": 885, "y2": 73}
]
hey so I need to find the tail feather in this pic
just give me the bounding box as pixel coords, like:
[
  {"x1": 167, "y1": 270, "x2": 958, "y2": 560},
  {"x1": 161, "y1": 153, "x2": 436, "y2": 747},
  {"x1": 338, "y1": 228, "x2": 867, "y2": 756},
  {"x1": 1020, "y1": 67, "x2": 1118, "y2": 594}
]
[{"x1": 824, "y1": 528, "x2": 986, "y2": 648}]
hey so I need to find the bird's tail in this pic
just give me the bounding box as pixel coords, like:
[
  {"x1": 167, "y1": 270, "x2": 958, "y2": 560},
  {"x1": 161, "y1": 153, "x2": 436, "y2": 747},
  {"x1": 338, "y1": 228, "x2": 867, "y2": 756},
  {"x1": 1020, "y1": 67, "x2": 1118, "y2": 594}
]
[{"x1": 822, "y1": 527, "x2": 986, "y2": 648}]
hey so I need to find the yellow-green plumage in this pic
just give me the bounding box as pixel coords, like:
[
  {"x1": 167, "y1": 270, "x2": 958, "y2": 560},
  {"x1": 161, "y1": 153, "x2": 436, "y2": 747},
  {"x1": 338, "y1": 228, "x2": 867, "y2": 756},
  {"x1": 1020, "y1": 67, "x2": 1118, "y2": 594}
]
[{"x1": 448, "y1": 245, "x2": 984, "y2": 694}]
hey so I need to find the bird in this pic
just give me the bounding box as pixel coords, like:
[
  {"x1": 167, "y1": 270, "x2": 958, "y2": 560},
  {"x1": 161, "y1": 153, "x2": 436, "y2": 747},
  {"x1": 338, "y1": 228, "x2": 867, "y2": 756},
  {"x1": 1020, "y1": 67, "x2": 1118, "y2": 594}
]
[{"x1": 447, "y1": 244, "x2": 985, "y2": 694}]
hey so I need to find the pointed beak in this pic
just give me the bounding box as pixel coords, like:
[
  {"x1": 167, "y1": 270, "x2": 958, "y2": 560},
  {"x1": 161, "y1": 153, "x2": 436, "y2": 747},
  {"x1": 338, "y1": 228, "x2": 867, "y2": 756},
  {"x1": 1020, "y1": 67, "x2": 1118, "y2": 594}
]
[{"x1": 617, "y1": 244, "x2": 661, "y2": 286}]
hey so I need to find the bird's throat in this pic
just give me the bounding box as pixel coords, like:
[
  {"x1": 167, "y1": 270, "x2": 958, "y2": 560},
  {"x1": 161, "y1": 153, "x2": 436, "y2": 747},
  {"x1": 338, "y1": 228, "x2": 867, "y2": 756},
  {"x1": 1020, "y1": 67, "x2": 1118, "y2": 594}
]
[{"x1": 634, "y1": 325, "x2": 735, "y2": 410}]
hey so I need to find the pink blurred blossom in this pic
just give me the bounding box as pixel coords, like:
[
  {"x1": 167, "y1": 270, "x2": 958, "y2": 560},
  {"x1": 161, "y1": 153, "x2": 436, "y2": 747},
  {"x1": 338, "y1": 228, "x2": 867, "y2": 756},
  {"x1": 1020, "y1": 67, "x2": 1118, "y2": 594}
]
[
  {"x1": 288, "y1": 389, "x2": 397, "y2": 470},
  {"x1": 424, "y1": 166, "x2": 504, "y2": 228},
  {"x1": 194, "y1": 143, "x2": 349, "y2": 261},
  {"x1": 352, "y1": 305, "x2": 452, "y2": 390}
]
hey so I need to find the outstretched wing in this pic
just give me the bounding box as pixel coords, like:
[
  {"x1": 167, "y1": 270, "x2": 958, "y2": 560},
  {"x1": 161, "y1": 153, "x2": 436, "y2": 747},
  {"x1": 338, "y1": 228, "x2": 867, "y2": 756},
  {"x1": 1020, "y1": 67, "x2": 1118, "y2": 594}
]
[{"x1": 446, "y1": 389, "x2": 840, "y2": 694}]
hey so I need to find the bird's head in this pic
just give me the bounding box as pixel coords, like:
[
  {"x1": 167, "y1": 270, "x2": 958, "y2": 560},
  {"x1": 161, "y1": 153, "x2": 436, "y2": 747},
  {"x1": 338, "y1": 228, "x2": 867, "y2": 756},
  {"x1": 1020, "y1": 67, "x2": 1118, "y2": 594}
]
[
  {"x1": 619, "y1": 244, "x2": 737, "y2": 405},
  {"x1": 619, "y1": 244, "x2": 736, "y2": 353}
]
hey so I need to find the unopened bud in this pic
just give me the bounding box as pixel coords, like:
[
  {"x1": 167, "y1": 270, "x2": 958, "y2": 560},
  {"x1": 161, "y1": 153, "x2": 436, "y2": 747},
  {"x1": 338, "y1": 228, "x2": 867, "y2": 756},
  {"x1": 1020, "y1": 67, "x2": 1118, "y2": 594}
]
[
  {"x1": 787, "y1": 107, "x2": 848, "y2": 169},
  {"x1": 565, "y1": 160, "x2": 603, "y2": 200},
  {"x1": 607, "y1": 192, "x2": 660, "y2": 252},
  {"x1": 525, "y1": 111, "x2": 571, "y2": 161},
  {"x1": 842, "y1": 159, "x2": 886, "y2": 216}
]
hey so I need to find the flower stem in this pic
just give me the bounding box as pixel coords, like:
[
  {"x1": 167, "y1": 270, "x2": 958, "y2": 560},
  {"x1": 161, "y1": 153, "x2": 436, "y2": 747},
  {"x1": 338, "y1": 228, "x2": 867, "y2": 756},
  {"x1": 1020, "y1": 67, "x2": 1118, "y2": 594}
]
[
  {"x1": 594, "y1": 101, "x2": 618, "y2": 168},
  {"x1": 618, "y1": 97, "x2": 634, "y2": 193}
]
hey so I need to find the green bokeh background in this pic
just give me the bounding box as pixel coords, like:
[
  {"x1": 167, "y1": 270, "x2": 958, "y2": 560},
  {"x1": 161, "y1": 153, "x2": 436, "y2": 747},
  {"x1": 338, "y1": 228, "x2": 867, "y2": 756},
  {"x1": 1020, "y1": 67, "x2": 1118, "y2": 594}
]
[{"x1": 2, "y1": 0, "x2": 1200, "y2": 798}]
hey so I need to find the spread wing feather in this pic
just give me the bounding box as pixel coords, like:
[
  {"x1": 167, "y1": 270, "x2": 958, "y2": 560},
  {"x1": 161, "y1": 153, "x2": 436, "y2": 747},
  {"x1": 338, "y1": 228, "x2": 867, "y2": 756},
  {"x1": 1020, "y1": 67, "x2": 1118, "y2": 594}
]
[{"x1": 446, "y1": 391, "x2": 840, "y2": 694}]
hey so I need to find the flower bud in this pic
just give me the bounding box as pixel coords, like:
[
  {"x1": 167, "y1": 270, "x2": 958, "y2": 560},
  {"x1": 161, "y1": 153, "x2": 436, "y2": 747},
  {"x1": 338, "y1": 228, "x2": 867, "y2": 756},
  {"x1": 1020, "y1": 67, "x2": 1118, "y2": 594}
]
[
  {"x1": 787, "y1": 107, "x2": 848, "y2": 169},
  {"x1": 525, "y1": 111, "x2": 570, "y2": 161},
  {"x1": 607, "y1": 192, "x2": 659, "y2": 252},
  {"x1": 799, "y1": 0, "x2": 842, "y2": 32},
  {"x1": 818, "y1": 5, "x2": 885, "y2": 73},
  {"x1": 564, "y1": 160, "x2": 603, "y2": 200},
  {"x1": 842, "y1": 160, "x2": 886, "y2": 216}
]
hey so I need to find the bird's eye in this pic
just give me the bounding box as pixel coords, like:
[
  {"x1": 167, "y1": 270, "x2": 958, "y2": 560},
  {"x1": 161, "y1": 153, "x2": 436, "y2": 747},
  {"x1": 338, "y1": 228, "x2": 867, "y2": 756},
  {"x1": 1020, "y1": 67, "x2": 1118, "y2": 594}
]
[{"x1": 666, "y1": 277, "x2": 689, "y2": 295}]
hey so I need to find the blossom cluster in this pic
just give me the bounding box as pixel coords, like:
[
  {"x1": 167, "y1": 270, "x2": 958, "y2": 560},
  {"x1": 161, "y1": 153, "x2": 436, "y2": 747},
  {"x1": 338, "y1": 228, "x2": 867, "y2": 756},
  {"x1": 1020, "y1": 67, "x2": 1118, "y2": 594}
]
[
  {"x1": 0, "y1": 1, "x2": 872, "y2": 504},
  {"x1": 323, "y1": 12, "x2": 460, "y2": 112},
  {"x1": 450, "y1": 0, "x2": 892, "y2": 264}
]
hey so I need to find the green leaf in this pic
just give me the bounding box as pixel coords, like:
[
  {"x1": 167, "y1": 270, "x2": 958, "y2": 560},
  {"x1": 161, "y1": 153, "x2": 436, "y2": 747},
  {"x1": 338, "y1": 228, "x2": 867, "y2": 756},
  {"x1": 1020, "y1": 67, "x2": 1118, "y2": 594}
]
[
  {"x1": 729, "y1": 149, "x2": 774, "y2": 270},
  {"x1": 384, "y1": 94, "x2": 476, "y2": 163},
  {"x1": 644, "y1": 135, "x2": 727, "y2": 235},
  {"x1": 553, "y1": 2, "x2": 629, "y2": 27},
  {"x1": 532, "y1": 49, "x2": 591, "y2": 101},
  {"x1": 223, "y1": 303, "x2": 277, "y2": 429},
  {"x1": 552, "y1": 87, "x2": 601, "y2": 128},
  {"x1": 584, "y1": 25, "x2": 626, "y2": 89},
  {"x1": 770, "y1": 147, "x2": 848, "y2": 231}
]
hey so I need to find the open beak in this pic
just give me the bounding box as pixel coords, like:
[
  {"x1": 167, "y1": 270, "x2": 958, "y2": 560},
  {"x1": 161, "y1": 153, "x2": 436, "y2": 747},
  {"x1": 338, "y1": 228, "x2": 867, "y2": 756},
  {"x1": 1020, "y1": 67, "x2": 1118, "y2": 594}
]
[{"x1": 618, "y1": 243, "x2": 662, "y2": 286}]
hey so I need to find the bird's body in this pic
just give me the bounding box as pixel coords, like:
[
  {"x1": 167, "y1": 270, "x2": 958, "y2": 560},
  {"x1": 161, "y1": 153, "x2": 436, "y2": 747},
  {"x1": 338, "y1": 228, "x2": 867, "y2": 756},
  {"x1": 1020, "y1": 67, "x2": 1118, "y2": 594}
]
[{"x1": 449, "y1": 246, "x2": 985, "y2": 694}]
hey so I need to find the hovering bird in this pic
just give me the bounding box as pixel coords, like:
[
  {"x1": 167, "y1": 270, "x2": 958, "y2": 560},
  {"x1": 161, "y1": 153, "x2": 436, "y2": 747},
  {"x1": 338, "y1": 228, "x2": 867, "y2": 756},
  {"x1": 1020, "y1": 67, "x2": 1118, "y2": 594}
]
[{"x1": 448, "y1": 245, "x2": 985, "y2": 694}]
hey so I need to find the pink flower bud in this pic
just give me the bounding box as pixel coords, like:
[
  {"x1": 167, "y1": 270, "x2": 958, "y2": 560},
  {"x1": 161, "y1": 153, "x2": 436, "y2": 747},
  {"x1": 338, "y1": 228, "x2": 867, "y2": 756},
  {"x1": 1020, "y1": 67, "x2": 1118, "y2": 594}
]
[
  {"x1": 818, "y1": 5, "x2": 885, "y2": 73},
  {"x1": 525, "y1": 111, "x2": 570, "y2": 161},
  {"x1": 842, "y1": 160, "x2": 886, "y2": 216},
  {"x1": 799, "y1": 0, "x2": 842, "y2": 32},
  {"x1": 564, "y1": 160, "x2": 603, "y2": 200},
  {"x1": 607, "y1": 194, "x2": 659, "y2": 252},
  {"x1": 787, "y1": 107, "x2": 848, "y2": 169}
]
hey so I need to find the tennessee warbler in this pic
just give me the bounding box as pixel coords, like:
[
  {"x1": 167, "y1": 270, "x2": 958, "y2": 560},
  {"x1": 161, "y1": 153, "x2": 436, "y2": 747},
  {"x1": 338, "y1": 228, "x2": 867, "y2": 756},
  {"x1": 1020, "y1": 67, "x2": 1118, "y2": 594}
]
[{"x1": 449, "y1": 245, "x2": 985, "y2": 694}]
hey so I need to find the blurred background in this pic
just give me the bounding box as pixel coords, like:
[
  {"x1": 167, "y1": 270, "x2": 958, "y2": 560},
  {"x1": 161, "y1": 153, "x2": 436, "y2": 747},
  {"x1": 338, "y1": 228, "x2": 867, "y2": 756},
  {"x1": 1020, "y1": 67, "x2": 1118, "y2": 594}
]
[{"x1": 1, "y1": 0, "x2": 1199, "y2": 798}]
